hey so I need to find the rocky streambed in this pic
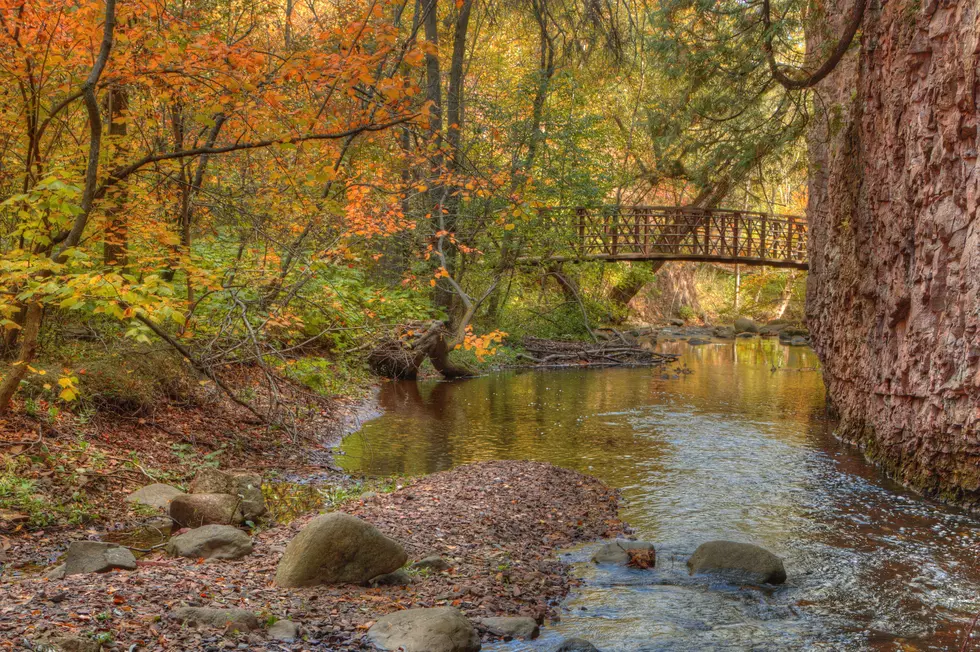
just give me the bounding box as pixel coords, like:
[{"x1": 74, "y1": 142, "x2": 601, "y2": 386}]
[{"x1": 0, "y1": 461, "x2": 630, "y2": 650}]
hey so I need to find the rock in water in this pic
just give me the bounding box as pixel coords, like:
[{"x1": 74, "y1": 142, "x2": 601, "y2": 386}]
[
  {"x1": 477, "y1": 616, "x2": 540, "y2": 640},
  {"x1": 555, "y1": 639, "x2": 601, "y2": 652},
  {"x1": 125, "y1": 483, "x2": 182, "y2": 511},
  {"x1": 63, "y1": 541, "x2": 136, "y2": 576},
  {"x1": 268, "y1": 619, "x2": 301, "y2": 641},
  {"x1": 169, "y1": 493, "x2": 244, "y2": 528},
  {"x1": 172, "y1": 606, "x2": 259, "y2": 633},
  {"x1": 733, "y1": 317, "x2": 759, "y2": 333},
  {"x1": 591, "y1": 540, "x2": 656, "y2": 566},
  {"x1": 687, "y1": 540, "x2": 786, "y2": 585},
  {"x1": 274, "y1": 512, "x2": 407, "y2": 587},
  {"x1": 188, "y1": 469, "x2": 266, "y2": 521},
  {"x1": 367, "y1": 607, "x2": 481, "y2": 652},
  {"x1": 165, "y1": 524, "x2": 252, "y2": 560},
  {"x1": 712, "y1": 325, "x2": 735, "y2": 339}
]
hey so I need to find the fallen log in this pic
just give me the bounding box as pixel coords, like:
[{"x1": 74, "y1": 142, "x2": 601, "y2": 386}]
[{"x1": 519, "y1": 336, "x2": 677, "y2": 367}]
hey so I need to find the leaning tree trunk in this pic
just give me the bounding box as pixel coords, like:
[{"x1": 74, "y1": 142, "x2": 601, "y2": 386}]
[{"x1": 367, "y1": 321, "x2": 475, "y2": 380}]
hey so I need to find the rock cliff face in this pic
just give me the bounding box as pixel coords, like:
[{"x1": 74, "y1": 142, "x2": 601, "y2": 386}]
[{"x1": 807, "y1": 0, "x2": 979, "y2": 503}]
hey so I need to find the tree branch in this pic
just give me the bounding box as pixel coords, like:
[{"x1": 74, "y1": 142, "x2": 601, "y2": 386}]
[{"x1": 761, "y1": 0, "x2": 866, "y2": 90}]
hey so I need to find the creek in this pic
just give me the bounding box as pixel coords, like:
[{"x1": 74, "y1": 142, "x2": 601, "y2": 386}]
[{"x1": 338, "y1": 338, "x2": 980, "y2": 651}]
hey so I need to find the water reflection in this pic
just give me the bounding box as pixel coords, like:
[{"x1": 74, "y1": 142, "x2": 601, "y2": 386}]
[{"x1": 340, "y1": 338, "x2": 980, "y2": 651}]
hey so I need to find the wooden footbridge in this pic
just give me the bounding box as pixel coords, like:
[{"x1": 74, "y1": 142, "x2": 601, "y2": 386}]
[{"x1": 518, "y1": 206, "x2": 808, "y2": 270}]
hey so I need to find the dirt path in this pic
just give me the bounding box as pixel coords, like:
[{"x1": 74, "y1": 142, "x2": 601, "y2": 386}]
[{"x1": 0, "y1": 460, "x2": 624, "y2": 650}]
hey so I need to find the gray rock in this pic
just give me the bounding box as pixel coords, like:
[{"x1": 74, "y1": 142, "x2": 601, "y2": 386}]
[
  {"x1": 166, "y1": 525, "x2": 252, "y2": 560},
  {"x1": 169, "y1": 493, "x2": 244, "y2": 528},
  {"x1": 687, "y1": 540, "x2": 786, "y2": 585},
  {"x1": 477, "y1": 616, "x2": 539, "y2": 640},
  {"x1": 172, "y1": 606, "x2": 259, "y2": 633},
  {"x1": 268, "y1": 619, "x2": 301, "y2": 641},
  {"x1": 712, "y1": 326, "x2": 735, "y2": 339},
  {"x1": 736, "y1": 332, "x2": 755, "y2": 338},
  {"x1": 411, "y1": 555, "x2": 451, "y2": 572},
  {"x1": 368, "y1": 568, "x2": 412, "y2": 587},
  {"x1": 43, "y1": 563, "x2": 66, "y2": 580},
  {"x1": 733, "y1": 317, "x2": 759, "y2": 333},
  {"x1": 688, "y1": 338, "x2": 711, "y2": 346},
  {"x1": 63, "y1": 541, "x2": 136, "y2": 576},
  {"x1": 555, "y1": 639, "x2": 600, "y2": 652},
  {"x1": 359, "y1": 491, "x2": 379, "y2": 502},
  {"x1": 367, "y1": 607, "x2": 481, "y2": 652},
  {"x1": 33, "y1": 635, "x2": 101, "y2": 652},
  {"x1": 275, "y1": 512, "x2": 407, "y2": 587},
  {"x1": 668, "y1": 318, "x2": 685, "y2": 326},
  {"x1": 189, "y1": 469, "x2": 266, "y2": 521},
  {"x1": 591, "y1": 540, "x2": 656, "y2": 565},
  {"x1": 789, "y1": 336, "x2": 809, "y2": 346},
  {"x1": 126, "y1": 483, "x2": 183, "y2": 511}
]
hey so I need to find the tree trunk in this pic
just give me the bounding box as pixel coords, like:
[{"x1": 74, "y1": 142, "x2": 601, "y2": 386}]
[
  {"x1": 103, "y1": 85, "x2": 128, "y2": 268},
  {"x1": 0, "y1": 302, "x2": 43, "y2": 415},
  {"x1": 774, "y1": 271, "x2": 795, "y2": 318}
]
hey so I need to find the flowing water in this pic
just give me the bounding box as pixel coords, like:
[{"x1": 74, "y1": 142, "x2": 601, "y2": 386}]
[{"x1": 338, "y1": 338, "x2": 980, "y2": 651}]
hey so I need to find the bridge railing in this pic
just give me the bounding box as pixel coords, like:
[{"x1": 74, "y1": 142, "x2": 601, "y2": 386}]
[{"x1": 526, "y1": 205, "x2": 807, "y2": 268}]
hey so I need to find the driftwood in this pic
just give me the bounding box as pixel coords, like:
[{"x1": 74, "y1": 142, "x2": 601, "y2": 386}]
[
  {"x1": 368, "y1": 321, "x2": 475, "y2": 380},
  {"x1": 518, "y1": 336, "x2": 678, "y2": 367}
]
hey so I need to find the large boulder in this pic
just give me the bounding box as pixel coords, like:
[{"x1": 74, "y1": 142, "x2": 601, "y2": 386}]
[
  {"x1": 687, "y1": 540, "x2": 786, "y2": 585},
  {"x1": 275, "y1": 513, "x2": 407, "y2": 587},
  {"x1": 591, "y1": 540, "x2": 656, "y2": 566},
  {"x1": 63, "y1": 541, "x2": 136, "y2": 576},
  {"x1": 189, "y1": 469, "x2": 266, "y2": 521},
  {"x1": 366, "y1": 607, "x2": 481, "y2": 652},
  {"x1": 125, "y1": 483, "x2": 182, "y2": 511},
  {"x1": 477, "y1": 616, "x2": 540, "y2": 640},
  {"x1": 172, "y1": 606, "x2": 259, "y2": 633},
  {"x1": 165, "y1": 525, "x2": 252, "y2": 560},
  {"x1": 733, "y1": 317, "x2": 759, "y2": 334},
  {"x1": 169, "y1": 493, "x2": 244, "y2": 528}
]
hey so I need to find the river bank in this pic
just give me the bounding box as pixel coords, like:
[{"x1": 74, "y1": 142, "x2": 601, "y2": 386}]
[{"x1": 0, "y1": 460, "x2": 623, "y2": 650}]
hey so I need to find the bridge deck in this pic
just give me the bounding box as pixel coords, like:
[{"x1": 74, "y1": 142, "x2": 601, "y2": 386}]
[{"x1": 518, "y1": 206, "x2": 808, "y2": 270}]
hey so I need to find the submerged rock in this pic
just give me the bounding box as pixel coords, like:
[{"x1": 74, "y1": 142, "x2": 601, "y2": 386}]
[
  {"x1": 63, "y1": 541, "x2": 136, "y2": 576},
  {"x1": 712, "y1": 325, "x2": 735, "y2": 339},
  {"x1": 125, "y1": 483, "x2": 182, "y2": 511},
  {"x1": 169, "y1": 493, "x2": 244, "y2": 528},
  {"x1": 367, "y1": 606, "x2": 481, "y2": 652},
  {"x1": 591, "y1": 540, "x2": 656, "y2": 566},
  {"x1": 165, "y1": 524, "x2": 252, "y2": 560},
  {"x1": 477, "y1": 616, "x2": 540, "y2": 640},
  {"x1": 188, "y1": 469, "x2": 266, "y2": 521},
  {"x1": 172, "y1": 606, "x2": 259, "y2": 633},
  {"x1": 275, "y1": 512, "x2": 406, "y2": 587},
  {"x1": 687, "y1": 540, "x2": 786, "y2": 585},
  {"x1": 555, "y1": 639, "x2": 601, "y2": 652}
]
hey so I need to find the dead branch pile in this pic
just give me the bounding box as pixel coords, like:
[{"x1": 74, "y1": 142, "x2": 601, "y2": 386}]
[{"x1": 518, "y1": 336, "x2": 678, "y2": 367}]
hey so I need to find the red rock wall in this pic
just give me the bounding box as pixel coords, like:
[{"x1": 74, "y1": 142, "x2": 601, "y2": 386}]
[{"x1": 806, "y1": 0, "x2": 980, "y2": 503}]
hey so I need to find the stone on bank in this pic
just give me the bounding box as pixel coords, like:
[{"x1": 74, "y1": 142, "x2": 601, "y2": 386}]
[
  {"x1": 275, "y1": 512, "x2": 407, "y2": 587},
  {"x1": 367, "y1": 606, "x2": 481, "y2": 652},
  {"x1": 165, "y1": 524, "x2": 252, "y2": 560}
]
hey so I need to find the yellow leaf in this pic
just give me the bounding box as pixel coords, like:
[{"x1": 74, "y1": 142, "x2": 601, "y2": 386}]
[
  {"x1": 57, "y1": 377, "x2": 72, "y2": 388},
  {"x1": 59, "y1": 388, "x2": 76, "y2": 401},
  {"x1": 504, "y1": 223, "x2": 515, "y2": 231}
]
